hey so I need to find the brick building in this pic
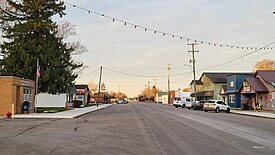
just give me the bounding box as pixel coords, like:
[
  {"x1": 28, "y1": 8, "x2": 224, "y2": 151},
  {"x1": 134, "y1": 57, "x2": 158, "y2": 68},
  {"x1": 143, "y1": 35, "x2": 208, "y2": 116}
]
[{"x1": 0, "y1": 76, "x2": 35, "y2": 116}]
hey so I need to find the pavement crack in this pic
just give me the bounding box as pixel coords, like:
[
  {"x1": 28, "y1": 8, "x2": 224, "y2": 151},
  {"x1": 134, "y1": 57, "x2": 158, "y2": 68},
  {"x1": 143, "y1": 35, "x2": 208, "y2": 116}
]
[{"x1": 1, "y1": 119, "x2": 60, "y2": 139}]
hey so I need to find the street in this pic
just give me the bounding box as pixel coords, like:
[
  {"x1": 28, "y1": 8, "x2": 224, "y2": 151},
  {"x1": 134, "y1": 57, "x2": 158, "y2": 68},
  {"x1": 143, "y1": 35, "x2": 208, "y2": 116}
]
[{"x1": 1, "y1": 102, "x2": 275, "y2": 155}]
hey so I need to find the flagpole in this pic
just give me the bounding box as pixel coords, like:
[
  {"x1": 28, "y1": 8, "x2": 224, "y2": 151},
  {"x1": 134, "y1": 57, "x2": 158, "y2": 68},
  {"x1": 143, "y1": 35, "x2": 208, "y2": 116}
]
[
  {"x1": 35, "y1": 75, "x2": 38, "y2": 113},
  {"x1": 35, "y1": 58, "x2": 39, "y2": 113}
]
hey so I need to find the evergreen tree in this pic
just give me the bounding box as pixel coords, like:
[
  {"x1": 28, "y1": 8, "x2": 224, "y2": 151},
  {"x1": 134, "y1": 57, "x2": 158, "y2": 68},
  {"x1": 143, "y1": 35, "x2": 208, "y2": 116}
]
[{"x1": 0, "y1": 0, "x2": 82, "y2": 94}]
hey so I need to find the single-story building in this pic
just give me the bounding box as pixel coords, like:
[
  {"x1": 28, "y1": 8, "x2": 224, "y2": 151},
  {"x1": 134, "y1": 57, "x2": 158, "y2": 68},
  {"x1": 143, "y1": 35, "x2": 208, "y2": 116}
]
[
  {"x1": 0, "y1": 76, "x2": 35, "y2": 116},
  {"x1": 155, "y1": 91, "x2": 168, "y2": 104},
  {"x1": 74, "y1": 84, "x2": 90, "y2": 105}
]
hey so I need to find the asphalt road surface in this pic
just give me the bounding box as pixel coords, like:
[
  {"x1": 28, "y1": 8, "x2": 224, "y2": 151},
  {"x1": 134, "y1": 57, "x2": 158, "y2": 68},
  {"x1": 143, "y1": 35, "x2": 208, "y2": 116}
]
[{"x1": 1, "y1": 102, "x2": 275, "y2": 155}]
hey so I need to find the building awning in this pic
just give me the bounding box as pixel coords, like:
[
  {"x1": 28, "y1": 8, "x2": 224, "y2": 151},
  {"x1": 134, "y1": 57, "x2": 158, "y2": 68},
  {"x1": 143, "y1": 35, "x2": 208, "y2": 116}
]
[{"x1": 191, "y1": 90, "x2": 214, "y2": 97}]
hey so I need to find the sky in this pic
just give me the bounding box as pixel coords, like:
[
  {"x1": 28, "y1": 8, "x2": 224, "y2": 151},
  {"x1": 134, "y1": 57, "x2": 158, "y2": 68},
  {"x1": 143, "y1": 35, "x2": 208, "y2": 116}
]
[{"x1": 57, "y1": 0, "x2": 275, "y2": 97}]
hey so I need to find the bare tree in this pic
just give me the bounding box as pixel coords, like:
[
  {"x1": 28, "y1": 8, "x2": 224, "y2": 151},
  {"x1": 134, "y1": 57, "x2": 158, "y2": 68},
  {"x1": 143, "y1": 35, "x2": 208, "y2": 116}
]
[
  {"x1": 116, "y1": 92, "x2": 127, "y2": 99},
  {"x1": 88, "y1": 81, "x2": 98, "y2": 93},
  {"x1": 56, "y1": 21, "x2": 88, "y2": 74},
  {"x1": 254, "y1": 59, "x2": 275, "y2": 71},
  {"x1": 56, "y1": 21, "x2": 88, "y2": 55}
]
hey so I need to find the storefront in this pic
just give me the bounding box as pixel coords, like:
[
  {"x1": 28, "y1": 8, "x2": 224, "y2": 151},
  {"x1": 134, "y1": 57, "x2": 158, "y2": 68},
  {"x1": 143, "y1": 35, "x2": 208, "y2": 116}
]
[
  {"x1": 239, "y1": 78, "x2": 269, "y2": 110},
  {"x1": 0, "y1": 76, "x2": 35, "y2": 116}
]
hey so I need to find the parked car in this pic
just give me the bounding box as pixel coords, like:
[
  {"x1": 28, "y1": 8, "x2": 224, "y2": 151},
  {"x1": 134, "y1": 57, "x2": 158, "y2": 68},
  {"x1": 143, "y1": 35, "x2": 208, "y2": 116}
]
[
  {"x1": 193, "y1": 100, "x2": 206, "y2": 110},
  {"x1": 185, "y1": 99, "x2": 196, "y2": 109},
  {"x1": 203, "y1": 100, "x2": 230, "y2": 113},
  {"x1": 173, "y1": 97, "x2": 194, "y2": 108},
  {"x1": 117, "y1": 99, "x2": 128, "y2": 104}
]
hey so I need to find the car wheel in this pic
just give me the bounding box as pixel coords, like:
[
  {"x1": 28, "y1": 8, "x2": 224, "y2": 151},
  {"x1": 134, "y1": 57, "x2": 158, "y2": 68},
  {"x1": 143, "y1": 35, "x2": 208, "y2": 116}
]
[
  {"x1": 182, "y1": 105, "x2": 185, "y2": 108},
  {"x1": 175, "y1": 106, "x2": 178, "y2": 108},
  {"x1": 226, "y1": 108, "x2": 230, "y2": 113},
  {"x1": 188, "y1": 107, "x2": 191, "y2": 110},
  {"x1": 215, "y1": 107, "x2": 220, "y2": 113},
  {"x1": 204, "y1": 109, "x2": 208, "y2": 112}
]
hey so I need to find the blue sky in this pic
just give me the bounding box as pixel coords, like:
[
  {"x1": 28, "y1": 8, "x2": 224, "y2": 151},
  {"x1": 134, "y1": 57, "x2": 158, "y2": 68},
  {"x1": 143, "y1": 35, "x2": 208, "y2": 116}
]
[{"x1": 59, "y1": 0, "x2": 275, "y2": 97}]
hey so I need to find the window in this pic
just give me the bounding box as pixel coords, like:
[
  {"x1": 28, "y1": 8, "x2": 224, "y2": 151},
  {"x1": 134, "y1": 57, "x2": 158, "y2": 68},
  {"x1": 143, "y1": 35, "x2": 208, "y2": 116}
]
[
  {"x1": 217, "y1": 101, "x2": 224, "y2": 105},
  {"x1": 230, "y1": 81, "x2": 234, "y2": 87},
  {"x1": 77, "y1": 95, "x2": 83, "y2": 100},
  {"x1": 229, "y1": 94, "x2": 236, "y2": 103}
]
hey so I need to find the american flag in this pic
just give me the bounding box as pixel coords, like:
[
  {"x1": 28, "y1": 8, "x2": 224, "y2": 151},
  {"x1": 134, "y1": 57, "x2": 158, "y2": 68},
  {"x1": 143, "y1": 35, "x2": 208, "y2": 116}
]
[{"x1": 36, "y1": 59, "x2": 40, "y2": 78}]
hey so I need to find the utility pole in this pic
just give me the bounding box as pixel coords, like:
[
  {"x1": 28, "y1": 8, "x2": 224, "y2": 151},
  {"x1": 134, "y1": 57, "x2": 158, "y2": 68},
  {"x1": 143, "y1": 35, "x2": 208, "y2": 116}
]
[
  {"x1": 188, "y1": 43, "x2": 199, "y2": 102},
  {"x1": 153, "y1": 79, "x2": 157, "y2": 87},
  {"x1": 97, "y1": 66, "x2": 103, "y2": 107},
  {"x1": 167, "y1": 64, "x2": 171, "y2": 104}
]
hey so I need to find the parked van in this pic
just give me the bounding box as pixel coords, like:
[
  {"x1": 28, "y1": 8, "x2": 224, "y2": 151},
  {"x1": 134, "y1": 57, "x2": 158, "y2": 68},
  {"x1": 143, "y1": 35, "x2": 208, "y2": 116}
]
[{"x1": 173, "y1": 97, "x2": 194, "y2": 108}]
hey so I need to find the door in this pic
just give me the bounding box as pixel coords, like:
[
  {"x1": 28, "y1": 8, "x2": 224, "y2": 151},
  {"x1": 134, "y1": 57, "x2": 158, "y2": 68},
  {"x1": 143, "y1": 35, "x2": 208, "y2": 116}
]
[{"x1": 23, "y1": 88, "x2": 32, "y2": 112}]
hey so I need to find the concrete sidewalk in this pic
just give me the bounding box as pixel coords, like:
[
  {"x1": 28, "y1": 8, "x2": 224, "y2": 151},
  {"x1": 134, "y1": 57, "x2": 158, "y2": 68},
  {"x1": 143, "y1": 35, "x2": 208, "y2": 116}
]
[
  {"x1": 230, "y1": 110, "x2": 275, "y2": 119},
  {"x1": 13, "y1": 104, "x2": 113, "y2": 119}
]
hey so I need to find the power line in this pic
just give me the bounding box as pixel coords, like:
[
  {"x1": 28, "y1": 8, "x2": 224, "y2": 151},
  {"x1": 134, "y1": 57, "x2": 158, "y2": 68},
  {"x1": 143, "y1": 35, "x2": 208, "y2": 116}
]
[
  {"x1": 103, "y1": 66, "x2": 190, "y2": 78},
  {"x1": 77, "y1": 67, "x2": 100, "y2": 79},
  {"x1": 199, "y1": 42, "x2": 275, "y2": 71},
  {"x1": 64, "y1": 2, "x2": 273, "y2": 51}
]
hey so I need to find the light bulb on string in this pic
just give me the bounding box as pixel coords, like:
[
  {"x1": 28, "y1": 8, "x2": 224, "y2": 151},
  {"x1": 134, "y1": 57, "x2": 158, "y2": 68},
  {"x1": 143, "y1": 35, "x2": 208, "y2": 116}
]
[{"x1": 65, "y1": 2, "x2": 270, "y2": 51}]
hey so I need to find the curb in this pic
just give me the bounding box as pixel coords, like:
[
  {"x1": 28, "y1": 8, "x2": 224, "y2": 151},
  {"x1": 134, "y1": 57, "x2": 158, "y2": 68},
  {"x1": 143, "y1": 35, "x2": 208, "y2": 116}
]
[
  {"x1": 73, "y1": 104, "x2": 114, "y2": 118},
  {"x1": 230, "y1": 111, "x2": 275, "y2": 119},
  {"x1": 12, "y1": 104, "x2": 114, "y2": 119}
]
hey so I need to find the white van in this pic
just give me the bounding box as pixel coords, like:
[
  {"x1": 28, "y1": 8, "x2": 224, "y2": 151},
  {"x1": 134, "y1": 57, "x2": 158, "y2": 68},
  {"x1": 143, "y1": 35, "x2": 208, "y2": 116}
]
[{"x1": 173, "y1": 97, "x2": 194, "y2": 108}]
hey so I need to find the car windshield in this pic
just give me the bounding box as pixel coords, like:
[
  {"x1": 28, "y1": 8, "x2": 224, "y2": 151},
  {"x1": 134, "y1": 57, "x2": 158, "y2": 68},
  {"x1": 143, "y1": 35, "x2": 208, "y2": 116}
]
[{"x1": 174, "y1": 97, "x2": 181, "y2": 101}]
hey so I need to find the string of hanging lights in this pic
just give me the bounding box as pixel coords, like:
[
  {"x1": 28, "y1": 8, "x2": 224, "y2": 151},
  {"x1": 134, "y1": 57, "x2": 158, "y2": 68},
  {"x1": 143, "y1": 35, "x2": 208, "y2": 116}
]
[{"x1": 64, "y1": 2, "x2": 273, "y2": 51}]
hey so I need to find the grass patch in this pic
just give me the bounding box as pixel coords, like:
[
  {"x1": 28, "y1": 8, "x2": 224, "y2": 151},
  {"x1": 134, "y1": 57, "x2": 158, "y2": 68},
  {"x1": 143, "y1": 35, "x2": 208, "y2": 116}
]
[{"x1": 37, "y1": 107, "x2": 71, "y2": 113}]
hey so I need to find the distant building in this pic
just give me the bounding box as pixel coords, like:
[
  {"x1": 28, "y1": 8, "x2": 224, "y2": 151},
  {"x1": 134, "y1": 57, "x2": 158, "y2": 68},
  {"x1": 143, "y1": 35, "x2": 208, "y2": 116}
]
[
  {"x1": 74, "y1": 84, "x2": 90, "y2": 105},
  {"x1": 93, "y1": 92, "x2": 109, "y2": 103},
  {"x1": 155, "y1": 91, "x2": 167, "y2": 104}
]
